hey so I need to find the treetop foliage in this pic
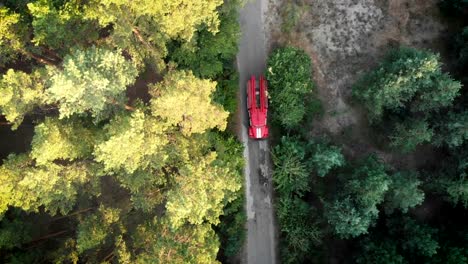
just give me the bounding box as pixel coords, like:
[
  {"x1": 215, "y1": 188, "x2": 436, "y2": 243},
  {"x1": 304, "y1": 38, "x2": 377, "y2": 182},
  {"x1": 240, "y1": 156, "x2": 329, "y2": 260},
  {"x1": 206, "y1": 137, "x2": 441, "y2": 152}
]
[
  {"x1": 150, "y1": 70, "x2": 229, "y2": 135},
  {"x1": 266, "y1": 46, "x2": 314, "y2": 129},
  {"x1": 31, "y1": 117, "x2": 98, "y2": 165},
  {"x1": 47, "y1": 47, "x2": 138, "y2": 120},
  {"x1": 353, "y1": 47, "x2": 461, "y2": 122},
  {"x1": 326, "y1": 156, "x2": 391, "y2": 238},
  {"x1": 0, "y1": 69, "x2": 45, "y2": 129},
  {"x1": 94, "y1": 109, "x2": 168, "y2": 174},
  {"x1": 272, "y1": 136, "x2": 311, "y2": 197},
  {"x1": 28, "y1": 0, "x2": 99, "y2": 53},
  {"x1": 385, "y1": 171, "x2": 425, "y2": 214}
]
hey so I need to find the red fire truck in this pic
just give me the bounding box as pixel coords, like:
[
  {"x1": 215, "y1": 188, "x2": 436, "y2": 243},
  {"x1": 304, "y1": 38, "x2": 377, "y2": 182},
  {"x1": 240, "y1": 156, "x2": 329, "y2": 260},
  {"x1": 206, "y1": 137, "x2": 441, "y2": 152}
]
[{"x1": 247, "y1": 75, "x2": 269, "y2": 139}]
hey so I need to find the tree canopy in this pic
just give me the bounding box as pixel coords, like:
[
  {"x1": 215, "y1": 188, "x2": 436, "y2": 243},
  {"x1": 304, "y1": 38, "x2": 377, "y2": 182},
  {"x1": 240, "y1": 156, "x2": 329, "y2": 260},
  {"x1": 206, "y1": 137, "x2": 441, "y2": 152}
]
[
  {"x1": 0, "y1": 69, "x2": 45, "y2": 129},
  {"x1": 47, "y1": 47, "x2": 138, "y2": 119}
]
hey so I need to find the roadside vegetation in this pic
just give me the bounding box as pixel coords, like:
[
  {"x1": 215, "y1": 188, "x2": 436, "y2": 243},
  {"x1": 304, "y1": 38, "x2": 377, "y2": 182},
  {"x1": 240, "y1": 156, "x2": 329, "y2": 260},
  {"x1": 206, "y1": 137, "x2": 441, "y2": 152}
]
[
  {"x1": 269, "y1": 1, "x2": 468, "y2": 262},
  {"x1": 0, "y1": 0, "x2": 245, "y2": 263}
]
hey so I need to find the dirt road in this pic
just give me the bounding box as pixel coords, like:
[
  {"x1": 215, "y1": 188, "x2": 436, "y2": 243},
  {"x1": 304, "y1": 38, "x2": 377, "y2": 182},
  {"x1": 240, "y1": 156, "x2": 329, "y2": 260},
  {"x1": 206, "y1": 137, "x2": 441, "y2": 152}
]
[{"x1": 237, "y1": 0, "x2": 277, "y2": 263}]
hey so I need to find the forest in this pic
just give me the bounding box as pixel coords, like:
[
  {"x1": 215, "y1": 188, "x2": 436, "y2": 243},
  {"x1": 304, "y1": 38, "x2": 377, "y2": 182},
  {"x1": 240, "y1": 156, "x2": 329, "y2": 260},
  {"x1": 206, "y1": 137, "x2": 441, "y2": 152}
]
[
  {"x1": 0, "y1": 0, "x2": 245, "y2": 263},
  {"x1": 268, "y1": 0, "x2": 468, "y2": 263},
  {"x1": 2, "y1": 0, "x2": 468, "y2": 263}
]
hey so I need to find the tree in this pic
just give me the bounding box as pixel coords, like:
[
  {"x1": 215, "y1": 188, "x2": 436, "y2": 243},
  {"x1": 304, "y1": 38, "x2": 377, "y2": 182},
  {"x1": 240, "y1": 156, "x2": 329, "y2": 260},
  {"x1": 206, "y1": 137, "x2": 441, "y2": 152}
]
[
  {"x1": 27, "y1": 0, "x2": 98, "y2": 54},
  {"x1": 277, "y1": 196, "x2": 322, "y2": 264},
  {"x1": 134, "y1": 218, "x2": 220, "y2": 263},
  {"x1": 46, "y1": 47, "x2": 138, "y2": 119},
  {"x1": 31, "y1": 117, "x2": 98, "y2": 165},
  {"x1": 389, "y1": 119, "x2": 434, "y2": 153},
  {"x1": 0, "y1": 212, "x2": 32, "y2": 250},
  {"x1": 345, "y1": 156, "x2": 391, "y2": 208},
  {"x1": 266, "y1": 46, "x2": 314, "y2": 129},
  {"x1": 0, "y1": 69, "x2": 45, "y2": 129},
  {"x1": 169, "y1": 3, "x2": 240, "y2": 78},
  {"x1": 325, "y1": 197, "x2": 377, "y2": 239},
  {"x1": 434, "y1": 110, "x2": 468, "y2": 148},
  {"x1": 325, "y1": 156, "x2": 391, "y2": 238},
  {"x1": 272, "y1": 136, "x2": 311, "y2": 197},
  {"x1": 165, "y1": 152, "x2": 241, "y2": 228},
  {"x1": 356, "y1": 239, "x2": 407, "y2": 264},
  {"x1": 389, "y1": 217, "x2": 439, "y2": 257},
  {"x1": 311, "y1": 143, "x2": 345, "y2": 177},
  {"x1": 94, "y1": 109, "x2": 168, "y2": 174},
  {"x1": 76, "y1": 205, "x2": 121, "y2": 253},
  {"x1": 0, "y1": 7, "x2": 27, "y2": 66},
  {"x1": 150, "y1": 70, "x2": 228, "y2": 135},
  {"x1": 84, "y1": 0, "x2": 224, "y2": 69},
  {"x1": 0, "y1": 154, "x2": 98, "y2": 216},
  {"x1": 0, "y1": 6, "x2": 62, "y2": 66},
  {"x1": 385, "y1": 171, "x2": 425, "y2": 214},
  {"x1": 436, "y1": 149, "x2": 468, "y2": 207},
  {"x1": 353, "y1": 47, "x2": 461, "y2": 122}
]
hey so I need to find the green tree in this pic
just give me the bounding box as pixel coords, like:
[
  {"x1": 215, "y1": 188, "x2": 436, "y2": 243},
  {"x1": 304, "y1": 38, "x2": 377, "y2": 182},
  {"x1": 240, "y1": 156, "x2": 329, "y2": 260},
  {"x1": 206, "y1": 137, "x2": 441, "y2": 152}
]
[
  {"x1": 46, "y1": 47, "x2": 138, "y2": 119},
  {"x1": 169, "y1": 3, "x2": 240, "y2": 78},
  {"x1": 150, "y1": 70, "x2": 228, "y2": 135},
  {"x1": 272, "y1": 136, "x2": 311, "y2": 197},
  {"x1": 434, "y1": 110, "x2": 468, "y2": 148},
  {"x1": 389, "y1": 217, "x2": 439, "y2": 257},
  {"x1": 266, "y1": 46, "x2": 314, "y2": 129},
  {"x1": 325, "y1": 197, "x2": 377, "y2": 239},
  {"x1": 0, "y1": 69, "x2": 45, "y2": 129},
  {"x1": 385, "y1": 171, "x2": 425, "y2": 214},
  {"x1": 84, "y1": 0, "x2": 223, "y2": 69},
  {"x1": 353, "y1": 47, "x2": 461, "y2": 122},
  {"x1": 434, "y1": 149, "x2": 468, "y2": 207},
  {"x1": 0, "y1": 7, "x2": 28, "y2": 66},
  {"x1": 277, "y1": 196, "x2": 322, "y2": 264},
  {"x1": 325, "y1": 156, "x2": 390, "y2": 238},
  {"x1": 0, "y1": 6, "x2": 64, "y2": 66},
  {"x1": 27, "y1": 0, "x2": 98, "y2": 53},
  {"x1": 76, "y1": 205, "x2": 121, "y2": 253},
  {"x1": 311, "y1": 143, "x2": 345, "y2": 177},
  {"x1": 389, "y1": 119, "x2": 434, "y2": 153},
  {"x1": 356, "y1": 239, "x2": 407, "y2": 264},
  {"x1": 0, "y1": 154, "x2": 97, "y2": 216},
  {"x1": 0, "y1": 213, "x2": 32, "y2": 250}
]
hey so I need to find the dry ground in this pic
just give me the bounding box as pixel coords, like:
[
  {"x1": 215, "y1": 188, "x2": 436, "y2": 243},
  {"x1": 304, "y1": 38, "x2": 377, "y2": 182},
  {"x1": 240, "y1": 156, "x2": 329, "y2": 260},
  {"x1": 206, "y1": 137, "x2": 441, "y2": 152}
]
[{"x1": 266, "y1": 0, "x2": 451, "y2": 170}]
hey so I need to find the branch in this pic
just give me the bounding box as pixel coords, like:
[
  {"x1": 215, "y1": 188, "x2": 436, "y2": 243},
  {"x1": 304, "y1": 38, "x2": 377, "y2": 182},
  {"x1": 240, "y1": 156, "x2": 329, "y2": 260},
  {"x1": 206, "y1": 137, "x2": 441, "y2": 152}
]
[
  {"x1": 25, "y1": 230, "x2": 69, "y2": 249},
  {"x1": 23, "y1": 50, "x2": 58, "y2": 66},
  {"x1": 108, "y1": 98, "x2": 135, "y2": 111}
]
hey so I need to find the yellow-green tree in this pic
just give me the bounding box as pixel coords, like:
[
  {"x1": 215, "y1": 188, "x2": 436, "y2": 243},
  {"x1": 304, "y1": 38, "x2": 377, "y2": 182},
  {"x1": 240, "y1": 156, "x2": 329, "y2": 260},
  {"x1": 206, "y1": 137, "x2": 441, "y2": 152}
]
[
  {"x1": 0, "y1": 154, "x2": 97, "y2": 216},
  {"x1": 0, "y1": 69, "x2": 45, "y2": 129},
  {"x1": 94, "y1": 109, "x2": 168, "y2": 174},
  {"x1": 31, "y1": 117, "x2": 98, "y2": 165},
  {"x1": 150, "y1": 70, "x2": 228, "y2": 135},
  {"x1": 84, "y1": 0, "x2": 223, "y2": 69},
  {"x1": 134, "y1": 217, "x2": 220, "y2": 264},
  {"x1": 166, "y1": 152, "x2": 241, "y2": 228},
  {"x1": 46, "y1": 47, "x2": 138, "y2": 119}
]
